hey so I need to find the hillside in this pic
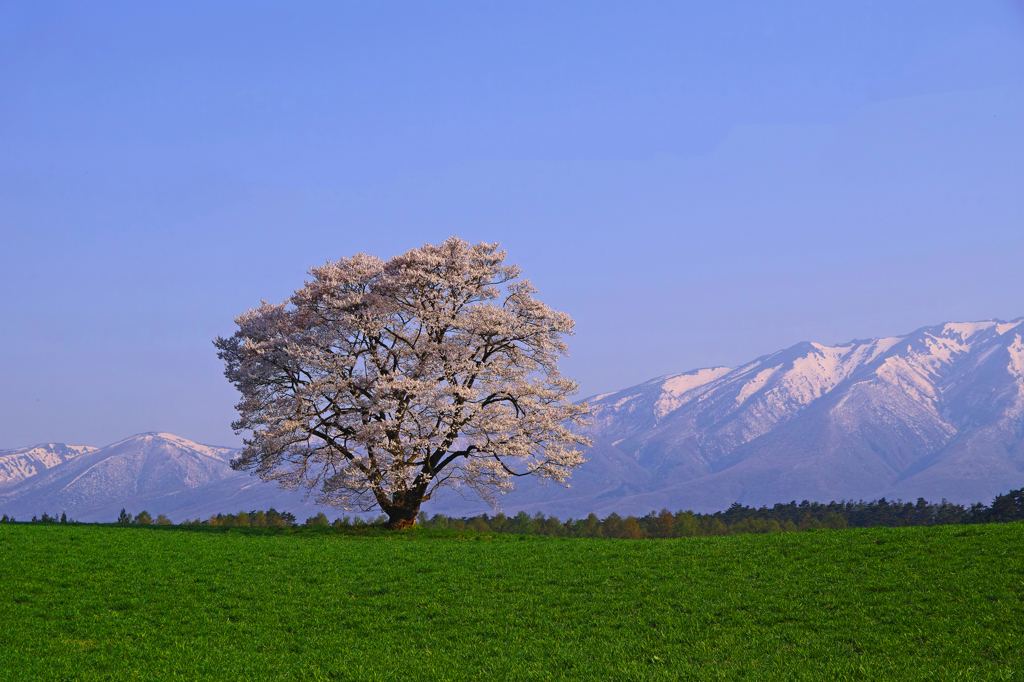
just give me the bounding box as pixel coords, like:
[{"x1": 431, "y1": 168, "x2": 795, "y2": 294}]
[
  {"x1": 431, "y1": 317, "x2": 1024, "y2": 516},
  {"x1": 3, "y1": 317, "x2": 1022, "y2": 521},
  {"x1": 0, "y1": 443, "x2": 98, "y2": 489},
  {"x1": 0, "y1": 433, "x2": 334, "y2": 522}
]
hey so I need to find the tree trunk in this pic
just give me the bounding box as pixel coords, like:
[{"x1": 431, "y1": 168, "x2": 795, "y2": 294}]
[
  {"x1": 378, "y1": 485, "x2": 427, "y2": 530},
  {"x1": 384, "y1": 506, "x2": 420, "y2": 530}
]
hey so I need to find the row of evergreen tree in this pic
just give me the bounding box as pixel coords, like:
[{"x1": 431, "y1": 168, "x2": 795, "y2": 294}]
[
  {"x1": 417, "y1": 488, "x2": 1024, "y2": 538},
  {"x1": 2, "y1": 488, "x2": 1022, "y2": 537},
  {"x1": 0, "y1": 508, "x2": 300, "y2": 526}
]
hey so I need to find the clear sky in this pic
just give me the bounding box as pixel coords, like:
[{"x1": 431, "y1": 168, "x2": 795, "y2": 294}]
[{"x1": 2, "y1": 1, "x2": 1023, "y2": 449}]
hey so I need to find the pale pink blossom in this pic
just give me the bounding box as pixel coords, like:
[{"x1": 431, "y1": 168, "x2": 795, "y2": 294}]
[{"x1": 215, "y1": 238, "x2": 592, "y2": 528}]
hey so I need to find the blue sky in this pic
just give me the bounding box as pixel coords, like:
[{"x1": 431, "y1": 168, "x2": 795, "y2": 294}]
[{"x1": 2, "y1": 1, "x2": 1023, "y2": 448}]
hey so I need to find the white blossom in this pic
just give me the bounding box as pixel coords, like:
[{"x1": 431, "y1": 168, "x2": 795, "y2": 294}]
[{"x1": 215, "y1": 237, "x2": 592, "y2": 528}]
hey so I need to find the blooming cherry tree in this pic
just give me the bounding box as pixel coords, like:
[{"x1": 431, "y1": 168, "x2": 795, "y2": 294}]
[{"x1": 215, "y1": 238, "x2": 592, "y2": 528}]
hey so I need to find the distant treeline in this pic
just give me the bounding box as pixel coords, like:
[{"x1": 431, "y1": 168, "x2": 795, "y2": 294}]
[
  {"x1": 3, "y1": 488, "x2": 1022, "y2": 538},
  {"x1": 417, "y1": 490, "x2": 1024, "y2": 538},
  {"x1": 0, "y1": 508, "x2": 302, "y2": 527}
]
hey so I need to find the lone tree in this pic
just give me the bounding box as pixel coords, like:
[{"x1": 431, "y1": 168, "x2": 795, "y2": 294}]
[{"x1": 215, "y1": 238, "x2": 592, "y2": 529}]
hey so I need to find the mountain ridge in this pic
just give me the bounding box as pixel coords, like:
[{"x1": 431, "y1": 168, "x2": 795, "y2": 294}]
[
  {"x1": 0, "y1": 432, "x2": 335, "y2": 522},
  {"x1": 430, "y1": 316, "x2": 1024, "y2": 516},
  {"x1": 2, "y1": 317, "x2": 1022, "y2": 520},
  {"x1": 0, "y1": 443, "x2": 98, "y2": 489}
]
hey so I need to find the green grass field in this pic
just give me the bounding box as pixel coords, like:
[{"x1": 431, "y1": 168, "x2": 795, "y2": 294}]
[{"x1": 0, "y1": 523, "x2": 1021, "y2": 681}]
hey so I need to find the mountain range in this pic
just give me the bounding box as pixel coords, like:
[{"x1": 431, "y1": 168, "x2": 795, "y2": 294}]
[
  {"x1": 2, "y1": 317, "x2": 1022, "y2": 521},
  {"x1": 0, "y1": 433, "x2": 332, "y2": 522},
  {"x1": 435, "y1": 317, "x2": 1024, "y2": 517}
]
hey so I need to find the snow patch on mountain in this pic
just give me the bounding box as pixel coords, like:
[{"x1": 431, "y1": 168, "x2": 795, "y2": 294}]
[
  {"x1": 1009, "y1": 335, "x2": 1024, "y2": 379},
  {"x1": 153, "y1": 432, "x2": 234, "y2": 462},
  {"x1": 735, "y1": 365, "x2": 781, "y2": 406},
  {"x1": 612, "y1": 394, "x2": 639, "y2": 409},
  {"x1": 654, "y1": 367, "x2": 732, "y2": 418},
  {"x1": 996, "y1": 321, "x2": 1023, "y2": 336},
  {"x1": 945, "y1": 321, "x2": 997, "y2": 340}
]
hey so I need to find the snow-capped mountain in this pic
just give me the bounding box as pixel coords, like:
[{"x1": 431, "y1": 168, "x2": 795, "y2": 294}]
[
  {"x1": 432, "y1": 317, "x2": 1024, "y2": 516},
  {"x1": 4, "y1": 318, "x2": 1023, "y2": 520},
  {"x1": 0, "y1": 443, "x2": 98, "y2": 489},
  {"x1": 0, "y1": 433, "x2": 335, "y2": 522},
  {"x1": 581, "y1": 318, "x2": 1024, "y2": 509}
]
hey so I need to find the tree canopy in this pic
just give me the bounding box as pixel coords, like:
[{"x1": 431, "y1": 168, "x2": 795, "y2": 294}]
[{"x1": 215, "y1": 238, "x2": 591, "y2": 528}]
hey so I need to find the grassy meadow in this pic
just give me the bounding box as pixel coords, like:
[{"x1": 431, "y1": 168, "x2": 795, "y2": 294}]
[{"x1": 0, "y1": 522, "x2": 1021, "y2": 681}]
